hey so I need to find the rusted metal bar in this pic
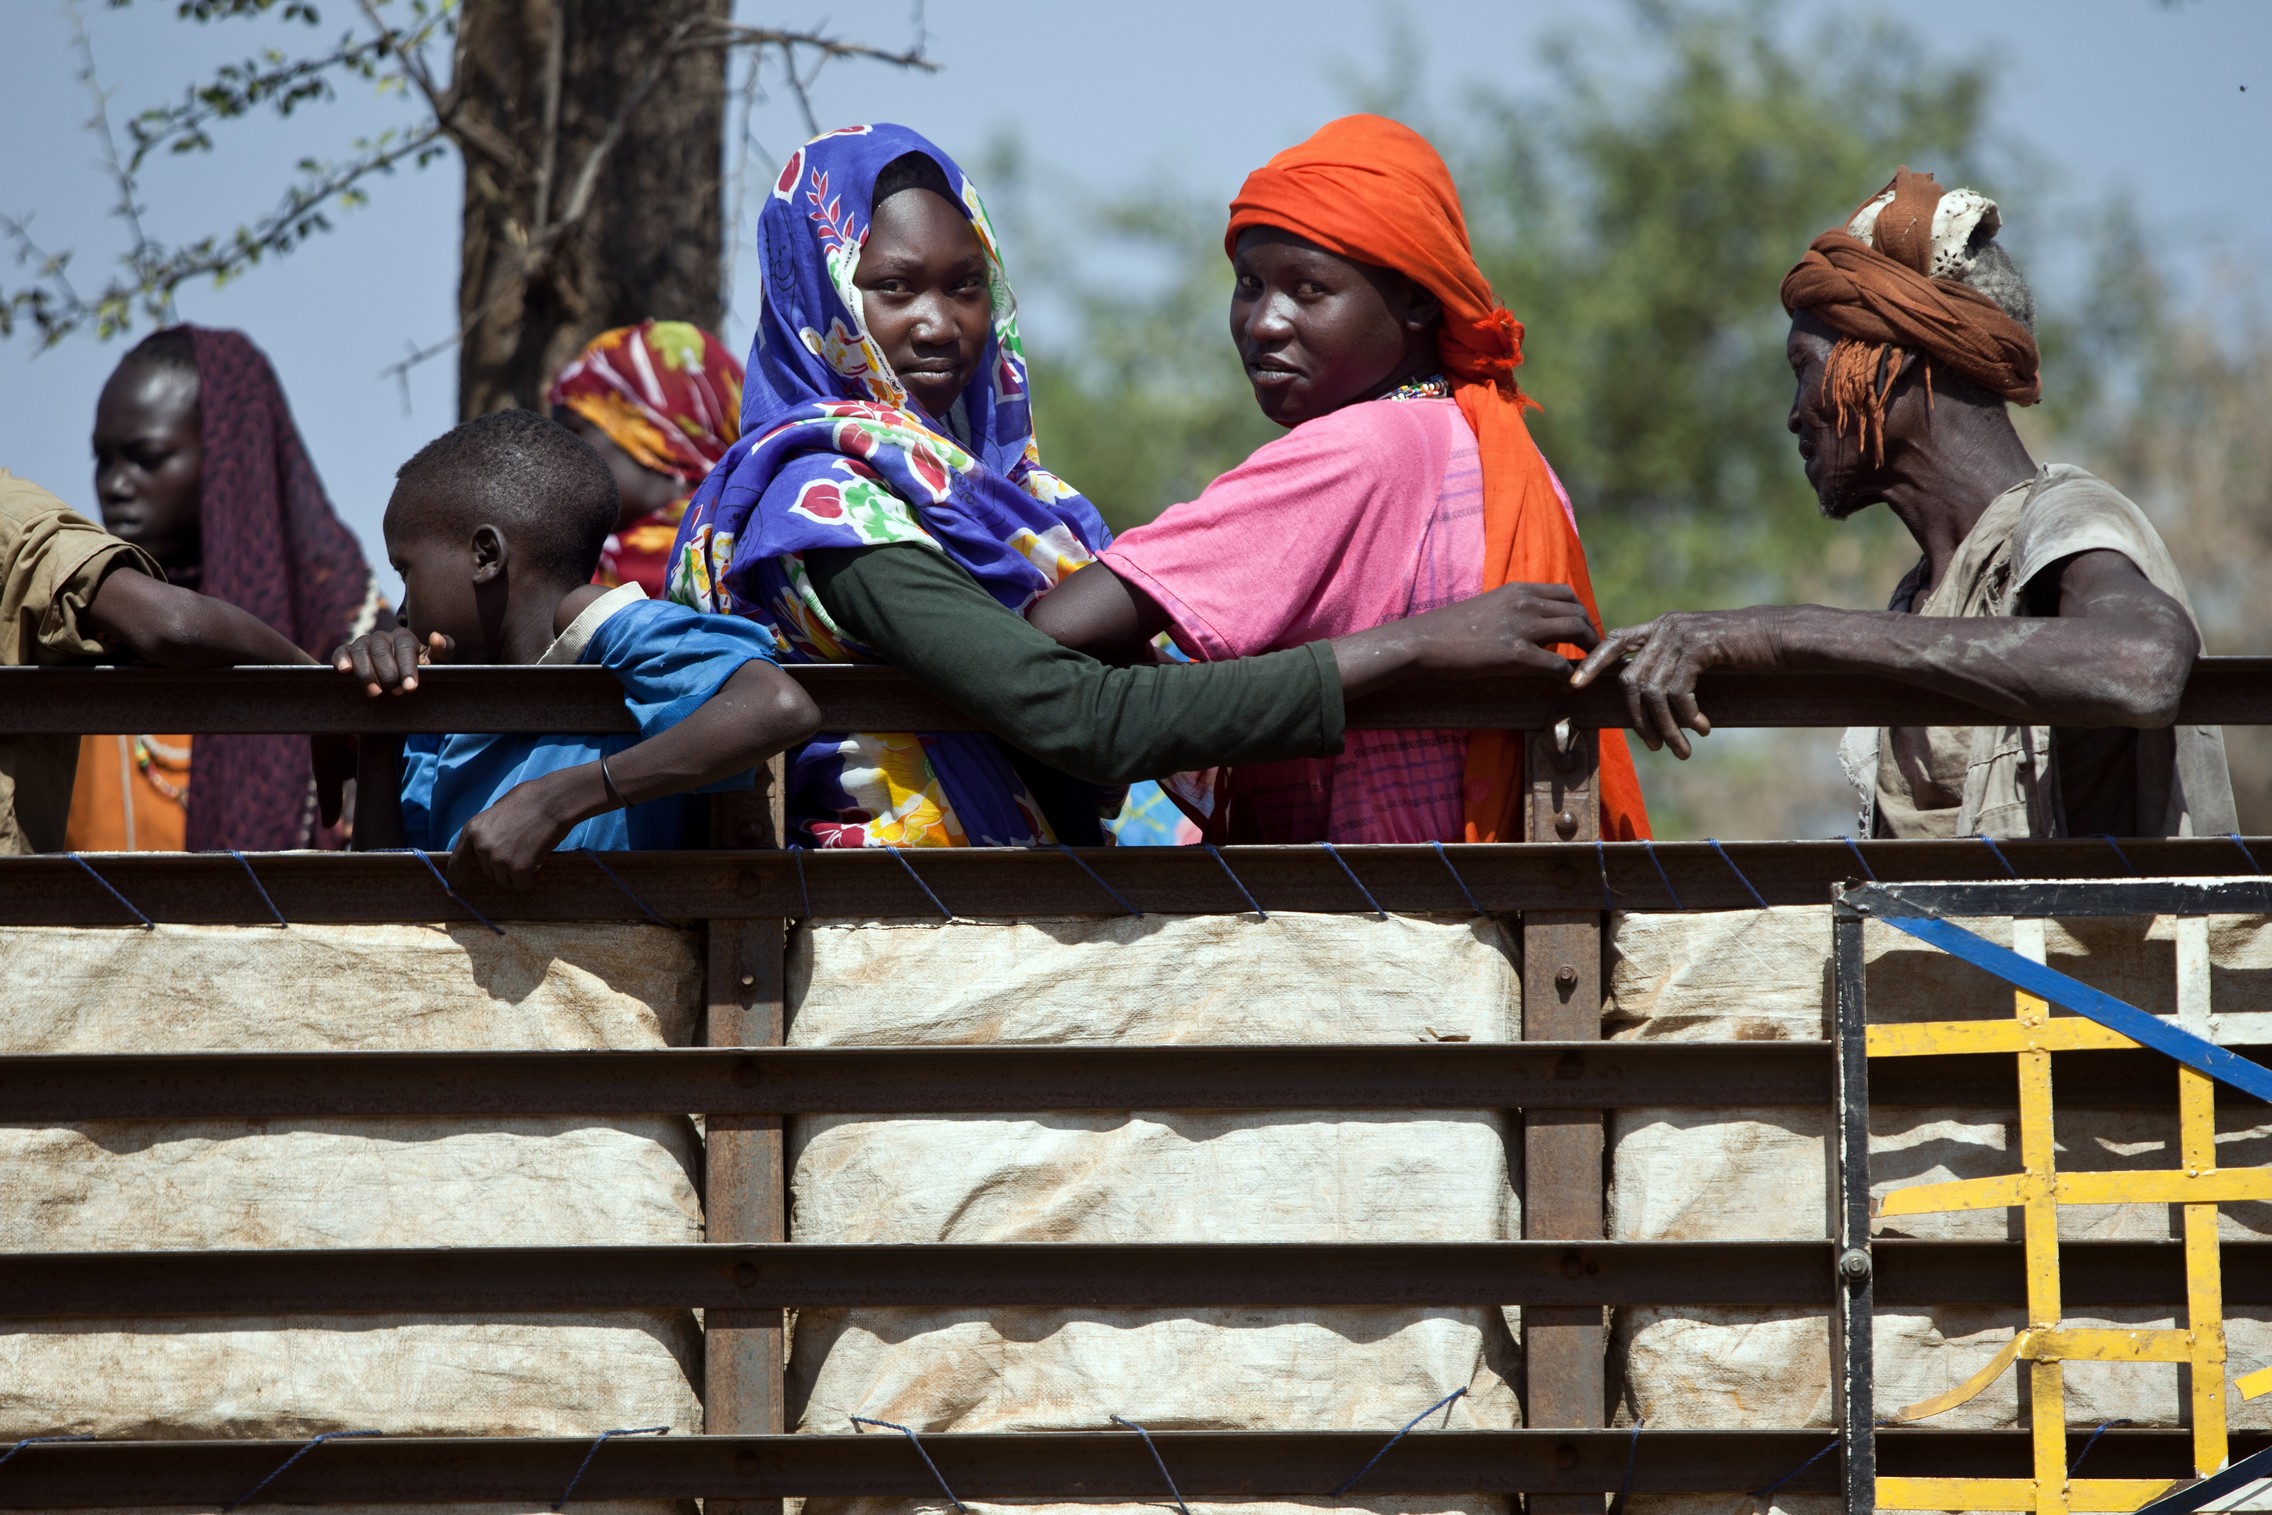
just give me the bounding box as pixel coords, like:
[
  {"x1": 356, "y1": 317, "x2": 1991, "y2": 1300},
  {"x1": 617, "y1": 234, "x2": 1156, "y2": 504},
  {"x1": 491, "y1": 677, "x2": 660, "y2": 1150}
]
[
  {"x1": 703, "y1": 792, "x2": 789, "y2": 1513},
  {"x1": 1521, "y1": 726, "x2": 1607, "y2": 1512},
  {"x1": 0, "y1": 1043, "x2": 1838, "y2": 1118},
  {"x1": 2, "y1": 1040, "x2": 2245, "y2": 1120},
  {"x1": 8, "y1": 658, "x2": 2270, "y2": 734},
  {"x1": 6, "y1": 839, "x2": 2264, "y2": 925},
  {"x1": 0, "y1": 1427, "x2": 2257, "y2": 1506}
]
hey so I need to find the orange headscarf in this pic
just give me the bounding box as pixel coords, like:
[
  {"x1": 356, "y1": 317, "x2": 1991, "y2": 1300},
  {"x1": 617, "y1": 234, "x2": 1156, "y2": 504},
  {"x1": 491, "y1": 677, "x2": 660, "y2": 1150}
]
[{"x1": 1227, "y1": 114, "x2": 1648, "y2": 842}]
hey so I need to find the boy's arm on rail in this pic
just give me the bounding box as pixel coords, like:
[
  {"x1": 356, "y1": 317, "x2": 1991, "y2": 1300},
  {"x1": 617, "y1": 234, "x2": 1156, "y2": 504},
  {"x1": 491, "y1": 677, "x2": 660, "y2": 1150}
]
[{"x1": 1569, "y1": 549, "x2": 2199, "y2": 758}]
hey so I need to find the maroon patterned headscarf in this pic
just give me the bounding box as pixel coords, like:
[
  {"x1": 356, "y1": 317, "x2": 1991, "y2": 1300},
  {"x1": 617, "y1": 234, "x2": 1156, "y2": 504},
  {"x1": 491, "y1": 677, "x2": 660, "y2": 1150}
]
[{"x1": 179, "y1": 326, "x2": 379, "y2": 850}]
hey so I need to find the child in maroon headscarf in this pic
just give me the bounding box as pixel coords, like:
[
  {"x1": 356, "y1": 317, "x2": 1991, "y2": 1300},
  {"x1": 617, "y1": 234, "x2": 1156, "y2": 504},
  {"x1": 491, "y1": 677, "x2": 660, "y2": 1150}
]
[{"x1": 72, "y1": 325, "x2": 382, "y2": 851}]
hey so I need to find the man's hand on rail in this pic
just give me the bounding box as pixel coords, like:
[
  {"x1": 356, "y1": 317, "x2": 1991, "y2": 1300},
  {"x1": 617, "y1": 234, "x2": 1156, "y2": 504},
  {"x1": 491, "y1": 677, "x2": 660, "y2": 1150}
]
[
  {"x1": 1331, "y1": 582, "x2": 1600, "y2": 700},
  {"x1": 334, "y1": 626, "x2": 454, "y2": 697},
  {"x1": 1569, "y1": 610, "x2": 1783, "y2": 759}
]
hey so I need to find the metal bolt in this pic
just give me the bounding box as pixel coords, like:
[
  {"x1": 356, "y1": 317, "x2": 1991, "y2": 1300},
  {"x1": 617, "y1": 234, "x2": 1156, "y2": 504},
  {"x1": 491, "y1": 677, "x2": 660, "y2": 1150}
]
[
  {"x1": 734, "y1": 1058, "x2": 761, "y2": 1088},
  {"x1": 1555, "y1": 964, "x2": 1578, "y2": 992},
  {"x1": 1838, "y1": 1248, "x2": 1872, "y2": 1283},
  {"x1": 732, "y1": 1260, "x2": 759, "y2": 1288},
  {"x1": 1554, "y1": 809, "x2": 1578, "y2": 839}
]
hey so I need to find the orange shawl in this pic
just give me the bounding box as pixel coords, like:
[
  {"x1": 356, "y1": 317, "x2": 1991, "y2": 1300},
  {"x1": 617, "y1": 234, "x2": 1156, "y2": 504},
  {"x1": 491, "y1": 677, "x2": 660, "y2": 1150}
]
[{"x1": 1227, "y1": 114, "x2": 1648, "y2": 842}]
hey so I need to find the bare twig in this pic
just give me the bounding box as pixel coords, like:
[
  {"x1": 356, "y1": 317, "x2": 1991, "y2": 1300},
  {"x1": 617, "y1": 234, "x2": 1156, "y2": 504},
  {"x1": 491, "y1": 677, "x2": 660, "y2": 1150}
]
[
  {"x1": 66, "y1": 0, "x2": 170, "y2": 324},
  {"x1": 529, "y1": 0, "x2": 565, "y2": 235}
]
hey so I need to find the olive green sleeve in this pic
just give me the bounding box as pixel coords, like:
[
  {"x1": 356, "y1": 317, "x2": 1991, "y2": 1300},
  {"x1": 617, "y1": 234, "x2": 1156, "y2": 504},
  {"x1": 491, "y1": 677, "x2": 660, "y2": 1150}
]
[{"x1": 801, "y1": 544, "x2": 1344, "y2": 785}]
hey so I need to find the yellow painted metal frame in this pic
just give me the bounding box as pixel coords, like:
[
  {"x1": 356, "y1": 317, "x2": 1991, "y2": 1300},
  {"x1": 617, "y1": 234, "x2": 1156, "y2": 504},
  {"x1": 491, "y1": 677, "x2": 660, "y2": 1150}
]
[{"x1": 1861, "y1": 917, "x2": 2253, "y2": 1515}]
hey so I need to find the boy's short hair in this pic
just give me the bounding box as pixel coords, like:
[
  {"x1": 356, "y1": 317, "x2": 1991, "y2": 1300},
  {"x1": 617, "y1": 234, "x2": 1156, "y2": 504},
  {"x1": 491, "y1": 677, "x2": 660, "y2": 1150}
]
[
  {"x1": 122, "y1": 326, "x2": 198, "y2": 378},
  {"x1": 393, "y1": 409, "x2": 620, "y2": 581}
]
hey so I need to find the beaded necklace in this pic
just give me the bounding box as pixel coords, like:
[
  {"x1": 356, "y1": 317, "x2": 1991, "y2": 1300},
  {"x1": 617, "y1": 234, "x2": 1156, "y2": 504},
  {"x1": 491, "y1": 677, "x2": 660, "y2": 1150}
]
[{"x1": 1381, "y1": 373, "x2": 1452, "y2": 403}]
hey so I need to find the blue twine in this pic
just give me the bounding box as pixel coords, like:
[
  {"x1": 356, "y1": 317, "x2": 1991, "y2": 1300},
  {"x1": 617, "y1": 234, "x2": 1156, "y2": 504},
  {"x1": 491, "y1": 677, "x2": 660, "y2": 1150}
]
[
  {"x1": 222, "y1": 1429, "x2": 381, "y2": 1511},
  {"x1": 1055, "y1": 843, "x2": 1143, "y2": 917},
  {"x1": 1428, "y1": 840, "x2": 1485, "y2": 916},
  {"x1": 1606, "y1": 1417, "x2": 1645, "y2": 1515},
  {"x1": 2069, "y1": 1418, "x2": 2130, "y2": 1476},
  {"x1": 1332, "y1": 1386, "x2": 1466, "y2": 1496},
  {"x1": 65, "y1": 853, "x2": 153, "y2": 930},
  {"x1": 1705, "y1": 838, "x2": 1768, "y2": 909},
  {"x1": 552, "y1": 1425, "x2": 667, "y2": 1510},
  {"x1": 850, "y1": 1416, "x2": 966, "y2": 1512},
  {"x1": 1321, "y1": 842, "x2": 1387, "y2": 920},
  {"x1": 226, "y1": 850, "x2": 287, "y2": 927},
  {"x1": 2230, "y1": 834, "x2": 2263, "y2": 874},
  {"x1": 1978, "y1": 834, "x2": 2019, "y2": 878},
  {"x1": 2095, "y1": 834, "x2": 2138, "y2": 876},
  {"x1": 1108, "y1": 1416, "x2": 1191, "y2": 1515},
  {"x1": 581, "y1": 851, "x2": 669, "y2": 927},
  {"x1": 1642, "y1": 840, "x2": 1684, "y2": 910},
  {"x1": 0, "y1": 1434, "x2": 96, "y2": 1470},
  {"x1": 1595, "y1": 839, "x2": 1616, "y2": 910},
  {"x1": 789, "y1": 843, "x2": 812, "y2": 919},
  {"x1": 1203, "y1": 845, "x2": 1267, "y2": 921},
  {"x1": 1746, "y1": 1433, "x2": 1840, "y2": 1503},
  {"x1": 1839, "y1": 835, "x2": 1879, "y2": 882},
  {"x1": 882, "y1": 845, "x2": 953, "y2": 921},
  {"x1": 404, "y1": 848, "x2": 505, "y2": 936}
]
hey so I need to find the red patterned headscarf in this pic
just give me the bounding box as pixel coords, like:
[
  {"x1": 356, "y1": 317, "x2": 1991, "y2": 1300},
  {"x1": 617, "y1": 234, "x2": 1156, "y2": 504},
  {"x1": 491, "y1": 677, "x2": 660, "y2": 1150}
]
[
  {"x1": 546, "y1": 321, "x2": 744, "y2": 486},
  {"x1": 180, "y1": 325, "x2": 382, "y2": 850}
]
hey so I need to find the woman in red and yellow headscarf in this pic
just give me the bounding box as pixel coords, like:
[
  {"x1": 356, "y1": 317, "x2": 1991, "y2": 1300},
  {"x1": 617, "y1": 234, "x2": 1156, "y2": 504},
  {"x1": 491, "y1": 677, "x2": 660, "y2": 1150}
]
[
  {"x1": 1032, "y1": 115, "x2": 1648, "y2": 843},
  {"x1": 547, "y1": 320, "x2": 743, "y2": 598}
]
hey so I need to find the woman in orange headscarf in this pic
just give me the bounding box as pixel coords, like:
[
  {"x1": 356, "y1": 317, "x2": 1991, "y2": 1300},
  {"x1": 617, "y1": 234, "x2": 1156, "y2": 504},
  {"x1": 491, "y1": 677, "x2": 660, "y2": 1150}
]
[{"x1": 1031, "y1": 114, "x2": 1647, "y2": 842}]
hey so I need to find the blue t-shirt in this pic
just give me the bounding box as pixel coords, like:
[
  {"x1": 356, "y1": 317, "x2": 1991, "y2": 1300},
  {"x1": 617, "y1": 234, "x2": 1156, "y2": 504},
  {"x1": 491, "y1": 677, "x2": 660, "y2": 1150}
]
[{"x1": 400, "y1": 589, "x2": 780, "y2": 852}]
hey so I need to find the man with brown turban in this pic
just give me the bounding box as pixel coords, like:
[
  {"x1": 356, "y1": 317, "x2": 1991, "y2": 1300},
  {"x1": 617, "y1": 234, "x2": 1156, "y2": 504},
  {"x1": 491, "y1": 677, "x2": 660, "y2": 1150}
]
[{"x1": 1572, "y1": 169, "x2": 2234, "y2": 839}]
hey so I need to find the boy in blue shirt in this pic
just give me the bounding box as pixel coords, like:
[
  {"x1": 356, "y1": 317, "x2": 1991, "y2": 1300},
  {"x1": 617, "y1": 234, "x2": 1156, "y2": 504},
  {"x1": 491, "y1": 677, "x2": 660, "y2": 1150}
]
[{"x1": 338, "y1": 410, "x2": 818, "y2": 887}]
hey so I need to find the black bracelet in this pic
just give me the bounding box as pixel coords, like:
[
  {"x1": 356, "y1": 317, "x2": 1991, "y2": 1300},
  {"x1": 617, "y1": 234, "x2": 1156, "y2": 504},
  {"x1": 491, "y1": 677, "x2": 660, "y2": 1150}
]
[{"x1": 598, "y1": 753, "x2": 630, "y2": 811}]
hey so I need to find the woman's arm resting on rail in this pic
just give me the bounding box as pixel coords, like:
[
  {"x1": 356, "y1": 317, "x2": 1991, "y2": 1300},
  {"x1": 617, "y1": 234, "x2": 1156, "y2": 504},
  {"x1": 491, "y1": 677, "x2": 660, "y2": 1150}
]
[
  {"x1": 1025, "y1": 562, "x2": 1174, "y2": 666},
  {"x1": 449, "y1": 660, "x2": 820, "y2": 889},
  {"x1": 1568, "y1": 549, "x2": 2198, "y2": 759},
  {"x1": 85, "y1": 565, "x2": 317, "y2": 667}
]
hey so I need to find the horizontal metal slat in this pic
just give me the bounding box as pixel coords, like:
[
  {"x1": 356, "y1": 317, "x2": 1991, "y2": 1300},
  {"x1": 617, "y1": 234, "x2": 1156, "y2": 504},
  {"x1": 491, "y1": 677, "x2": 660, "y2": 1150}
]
[
  {"x1": 4, "y1": 1042, "x2": 2254, "y2": 1119},
  {"x1": 4, "y1": 838, "x2": 2267, "y2": 923},
  {"x1": 0, "y1": 1429, "x2": 2258, "y2": 1504},
  {"x1": 7, "y1": 659, "x2": 2269, "y2": 734},
  {"x1": 2, "y1": 1240, "x2": 2263, "y2": 1317},
  {"x1": 0, "y1": 1043, "x2": 1832, "y2": 1118}
]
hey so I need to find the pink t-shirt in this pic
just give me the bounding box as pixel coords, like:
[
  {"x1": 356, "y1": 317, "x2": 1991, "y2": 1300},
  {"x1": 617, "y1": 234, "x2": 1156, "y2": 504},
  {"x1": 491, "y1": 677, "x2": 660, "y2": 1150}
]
[{"x1": 1102, "y1": 396, "x2": 1484, "y2": 843}]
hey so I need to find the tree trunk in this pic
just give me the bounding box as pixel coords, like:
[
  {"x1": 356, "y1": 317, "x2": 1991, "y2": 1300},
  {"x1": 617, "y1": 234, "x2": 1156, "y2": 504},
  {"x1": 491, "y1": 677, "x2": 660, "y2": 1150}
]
[{"x1": 451, "y1": 0, "x2": 728, "y2": 419}]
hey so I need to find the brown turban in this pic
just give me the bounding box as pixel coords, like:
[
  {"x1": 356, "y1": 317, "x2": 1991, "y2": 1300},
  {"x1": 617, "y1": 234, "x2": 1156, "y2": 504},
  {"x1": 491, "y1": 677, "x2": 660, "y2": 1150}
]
[{"x1": 1780, "y1": 168, "x2": 2041, "y2": 460}]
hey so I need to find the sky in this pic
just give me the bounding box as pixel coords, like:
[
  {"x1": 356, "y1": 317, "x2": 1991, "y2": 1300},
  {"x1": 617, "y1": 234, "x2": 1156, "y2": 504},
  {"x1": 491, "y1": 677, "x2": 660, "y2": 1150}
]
[{"x1": 1, "y1": 0, "x2": 2266, "y2": 603}]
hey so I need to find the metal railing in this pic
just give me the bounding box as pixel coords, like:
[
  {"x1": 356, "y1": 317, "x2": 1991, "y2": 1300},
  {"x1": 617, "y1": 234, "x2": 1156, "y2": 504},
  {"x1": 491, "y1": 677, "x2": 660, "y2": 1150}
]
[{"x1": 2, "y1": 660, "x2": 2269, "y2": 1509}]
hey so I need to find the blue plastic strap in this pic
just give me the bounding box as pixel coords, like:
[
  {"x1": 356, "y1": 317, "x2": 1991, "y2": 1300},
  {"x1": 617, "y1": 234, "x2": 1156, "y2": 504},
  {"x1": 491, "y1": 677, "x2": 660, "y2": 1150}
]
[
  {"x1": 1203, "y1": 845, "x2": 1268, "y2": 920},
  {"x1": 1642, "y1": 839, "x2": 1684, "y2": 910},
  {"x1": 222, "y1": 1429, "x2": 381, "y2": 1511},
  {"x1": 1333, "y1": 1387, "x2": 1467, "y2": 1496},
  {"x1": 2231, "y1": 834, "x2": 2264, "y2": 874},
  {"x1": 2133, "y1": 1439, "x2": 2272, "y2": 1514},
  {"x1": 1606, "y1": 1418, "x2": 1645, "y2": 1515},
  {"x1": 552, "y1": 1426, "x2": 667, "y2": 1511},
  {"x1": 1705, "y1": 837, "x2": 1768, "y2": 909},
  {"x1": 1746, "y1": 1433, "x2": 1840, "y2": 1503},
  {"x1": 789, "y1": 843, "x2": 813, "y2": 919},
  {"x1": 66, "y1": 854, "x2": 153, "y2": 930},
  {"x1": 1321, "y1": 842, "x2": 1387, "y2": 920},
  {"x1": 882, "y1": 844, "x2": 953, "y2": 921},
  {"x1": 227, "y1": 850, "x2": 288, "y2": 927},
  {"x1": 2069, "y1": 1418, "x2": 2130, "y2": 1476},
  {"x1": 1594, "y1": 840, "x2": 1616, "y2": 910},
  {"x1": 1055, "y1": 843, "x2": 1143, "y2": 917},
  {"x1": 1871, "y1": 908, "x2": 2272, "y2": 1104},
  {"x1": 1840, "y1": 835, "x2": 1879, "y2": 882},
  {"x1": 581, "y1": 851, "x2": 669, "y2": 927},
  {"x1": 850, "y1": 1416, "x2": 966, "y2": 1512},
  {"x1": 406, "y1": 848, "x2": 505, "y2": 936},
  {"x1": 1979, "y1": 834, "x2": 2019, "y2": 877},
  {"x1": 1108, "y1": 1416, "x2": 1192, "y2": 1515},
  {"x1": 1429, "y1": 840, "x2": 1485, "y2": 916},
  {"x1": 2095, "y1": 834, "x2": 2138, "y2": 876}
]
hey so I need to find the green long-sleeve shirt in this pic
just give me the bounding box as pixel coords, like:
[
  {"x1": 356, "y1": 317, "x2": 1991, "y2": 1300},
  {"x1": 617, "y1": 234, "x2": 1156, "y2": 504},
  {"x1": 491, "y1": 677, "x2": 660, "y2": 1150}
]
[{"x1": 802, "y1": 544, "x2": 1345, "y2": 786}]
